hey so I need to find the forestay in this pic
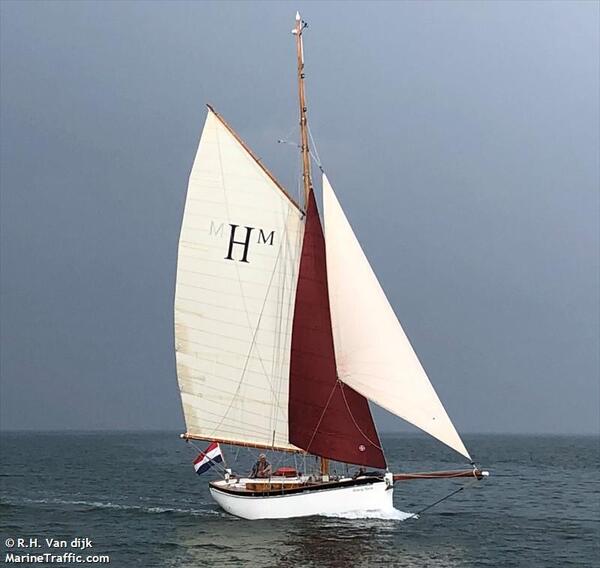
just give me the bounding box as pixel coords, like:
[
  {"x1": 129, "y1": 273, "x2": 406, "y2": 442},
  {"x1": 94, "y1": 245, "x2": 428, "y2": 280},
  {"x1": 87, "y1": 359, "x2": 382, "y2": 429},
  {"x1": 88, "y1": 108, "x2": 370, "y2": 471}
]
[
  {"x1": 322, "y1": 174, "x2": 471, "y2": 460},
  {"x1": 174, "y1": 109, "x2": 304, "y2": 451}
]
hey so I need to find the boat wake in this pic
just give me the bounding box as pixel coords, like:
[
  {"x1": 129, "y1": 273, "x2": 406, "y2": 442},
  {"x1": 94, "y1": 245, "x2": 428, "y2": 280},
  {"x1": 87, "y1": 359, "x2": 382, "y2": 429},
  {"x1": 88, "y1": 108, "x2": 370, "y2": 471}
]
[
  {"x1": 323, "y1": 507, "x2": 415, "y2": 521},
  {"x1": 5, "y1": 496, "x2": 222, "y2": 517}
]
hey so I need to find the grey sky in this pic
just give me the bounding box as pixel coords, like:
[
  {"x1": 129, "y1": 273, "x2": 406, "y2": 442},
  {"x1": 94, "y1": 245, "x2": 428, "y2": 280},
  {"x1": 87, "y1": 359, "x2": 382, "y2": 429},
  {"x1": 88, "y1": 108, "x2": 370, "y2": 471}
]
[{"x1": 1, "y1": 1, "x2": 598, "y2": 435}]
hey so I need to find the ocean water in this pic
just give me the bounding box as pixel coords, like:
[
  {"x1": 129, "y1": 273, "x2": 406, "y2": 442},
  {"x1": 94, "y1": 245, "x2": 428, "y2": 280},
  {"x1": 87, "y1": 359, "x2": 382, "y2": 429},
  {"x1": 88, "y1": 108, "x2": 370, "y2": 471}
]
[{"x1": 1, "y1": 432, "x2": 598, "y2": 567}]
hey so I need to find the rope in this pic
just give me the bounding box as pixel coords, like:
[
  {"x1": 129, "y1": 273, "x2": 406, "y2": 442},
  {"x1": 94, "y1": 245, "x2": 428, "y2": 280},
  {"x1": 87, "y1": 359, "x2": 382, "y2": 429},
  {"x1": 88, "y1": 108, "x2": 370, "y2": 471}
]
[
  {"x1": 406, "y1": 478, "x2": 480, "y2": 520},
  {"x1": 276, "y1": 124, "x2": 304, "y2": 205},
  {"x1": 277, "y1": 123, "x2": 299, "y2": 147},
  {"x1": 232, "y1": 445, "x2": 241, "y2": 466},
  {"x1": 307, "y1": 124, "x2": 324, "y2": 172},
  {"x1": 303, "y1": 380, "x2": 339, "y2": 455},
  {"x1": 339, "y1": 381, "x2": 384, "y2": 451}
]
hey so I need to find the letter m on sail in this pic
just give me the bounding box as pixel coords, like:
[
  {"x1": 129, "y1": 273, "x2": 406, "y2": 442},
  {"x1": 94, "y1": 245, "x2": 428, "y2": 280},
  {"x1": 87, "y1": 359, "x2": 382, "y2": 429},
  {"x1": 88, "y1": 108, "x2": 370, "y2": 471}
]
[
  {"x1": 225, "y1": 224, "x2": 254, "y2": 263},
  {"x1": 258, "y1": 229, "x2": 275, "y2": 246}
]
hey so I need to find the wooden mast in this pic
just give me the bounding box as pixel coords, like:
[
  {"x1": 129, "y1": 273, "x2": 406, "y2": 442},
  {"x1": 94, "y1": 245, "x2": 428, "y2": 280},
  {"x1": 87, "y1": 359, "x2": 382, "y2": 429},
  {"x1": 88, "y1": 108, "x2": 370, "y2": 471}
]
[
  {"x1": 294, "y1": 12, "x2": 329, "y2": 479},
  {"x1": 294, "y1": 11, "x2": 313, "y2": 209}
]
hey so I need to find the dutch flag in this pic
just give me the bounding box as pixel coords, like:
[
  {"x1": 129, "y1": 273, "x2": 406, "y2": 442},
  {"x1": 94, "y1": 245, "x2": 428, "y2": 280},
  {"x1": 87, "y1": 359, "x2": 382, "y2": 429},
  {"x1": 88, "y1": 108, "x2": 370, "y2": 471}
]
[{"x1": 193, "y1": 442, "x2": 223, "y2": 475}]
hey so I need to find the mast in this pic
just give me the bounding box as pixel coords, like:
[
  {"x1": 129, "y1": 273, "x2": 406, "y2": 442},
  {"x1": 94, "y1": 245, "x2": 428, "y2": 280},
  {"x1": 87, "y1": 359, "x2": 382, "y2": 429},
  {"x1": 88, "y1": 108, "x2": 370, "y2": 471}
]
[
  {"x1": 293, "y1": 14, "x2": 335, "y2": 478},
  {"x1": 294, "y1": 11, "x2": 313, "y2": 208}
]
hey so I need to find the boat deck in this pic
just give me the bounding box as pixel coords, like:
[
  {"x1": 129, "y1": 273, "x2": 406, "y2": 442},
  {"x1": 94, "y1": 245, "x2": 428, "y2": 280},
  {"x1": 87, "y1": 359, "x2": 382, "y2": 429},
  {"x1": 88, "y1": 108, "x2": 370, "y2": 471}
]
[{"x1": 210, "y1": 474, "x2": 385, "y2": 498}]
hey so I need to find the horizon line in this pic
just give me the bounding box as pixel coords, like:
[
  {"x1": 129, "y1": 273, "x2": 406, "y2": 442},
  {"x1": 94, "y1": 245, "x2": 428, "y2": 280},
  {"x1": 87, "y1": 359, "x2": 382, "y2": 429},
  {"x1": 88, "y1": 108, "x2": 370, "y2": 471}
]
[{"x1": 0, "y1": 428, "x2": 598, "y2": 436}]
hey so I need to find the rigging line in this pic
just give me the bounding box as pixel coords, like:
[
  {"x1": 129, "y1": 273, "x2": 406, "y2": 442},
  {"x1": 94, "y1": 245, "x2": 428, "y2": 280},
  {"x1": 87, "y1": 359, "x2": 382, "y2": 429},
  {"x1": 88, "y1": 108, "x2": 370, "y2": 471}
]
[
  {"x1": 236, "y1": 230, "x2": 294, "y2": 415},
  {"x1": 406, "y1": 478, "x2": 480, "y2": 521},
  {"x1": 277, "y1": 139, "x2": 300, "y2": 148},
  {"x1": 268, "y1": 214, "x2": 298, "y2": 444},
  {"x1": 307, "y1": 124, "x2": 323, "y2": 171},
  {"x1": 303, "y1": 380, "x2": 339, "y2": 455},
  {"x1": 277, "y1": 120, "x2": 302, "y2": 204},
  {"x1": 278, "y1": 123, "x2": 300, "y2": 146},
  {"x1": 269, "y1": 239, "x2": 284, "y2": 438},
  {"x1": 229, "y1": 445, "x2": 241, "y2": 473},
  {"x1": 339, "y1": 382, "x2": 384, "y2": 451},
  {"x1": 310, "y1": 151, "x2": 323, "y2": 172},
  {"x1": 270, "y1": 448, "x2": 290, "y2": 473},
  {"x1": 296, "y1": 146, "x2": 303, "y2": 208},
  {"x1": 270, "y1": 217, "x2": 304, "y2": 441}
]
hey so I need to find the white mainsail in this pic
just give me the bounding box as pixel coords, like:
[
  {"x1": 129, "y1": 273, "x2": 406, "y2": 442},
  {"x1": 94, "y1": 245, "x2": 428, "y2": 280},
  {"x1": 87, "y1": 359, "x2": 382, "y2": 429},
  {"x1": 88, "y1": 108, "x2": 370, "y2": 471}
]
[
  {"x1": 174, "y1": 108, "x2": 304, "y2": 450},
  {"x1": 322, "y1": 174, "x2": 471, "y2": 460}
]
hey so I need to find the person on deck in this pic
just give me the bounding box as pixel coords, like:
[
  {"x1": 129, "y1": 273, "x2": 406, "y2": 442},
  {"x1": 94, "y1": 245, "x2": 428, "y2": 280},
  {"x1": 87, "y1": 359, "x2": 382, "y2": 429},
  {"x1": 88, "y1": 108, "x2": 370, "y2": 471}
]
[
  {"x1": 250, "y1": 453, "x2": 272, "y2": 478},
  {"x1": 352, "y1": 467, "x2": 366, "y2": 479}
]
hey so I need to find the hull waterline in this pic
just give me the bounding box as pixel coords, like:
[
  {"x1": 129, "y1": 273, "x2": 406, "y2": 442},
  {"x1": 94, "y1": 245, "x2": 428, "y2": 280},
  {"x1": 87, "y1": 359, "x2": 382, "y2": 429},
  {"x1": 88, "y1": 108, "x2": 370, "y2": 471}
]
[{"x1": 209, "y1": 475, "x2": 395, "y2": 520}]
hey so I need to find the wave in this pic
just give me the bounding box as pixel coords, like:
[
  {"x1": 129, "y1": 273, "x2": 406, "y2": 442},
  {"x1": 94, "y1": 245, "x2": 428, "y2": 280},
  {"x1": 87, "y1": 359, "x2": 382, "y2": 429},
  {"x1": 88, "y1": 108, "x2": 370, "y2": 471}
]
[
  {"x1": 1, "y1": 496, "x2": 223, "y2": 517},
  {"x1": 3, "y1": 496, "x2": 416, "y2": 521},
  {"x1": 322, "y1": 507, "x2": 416, "y2": 521}
]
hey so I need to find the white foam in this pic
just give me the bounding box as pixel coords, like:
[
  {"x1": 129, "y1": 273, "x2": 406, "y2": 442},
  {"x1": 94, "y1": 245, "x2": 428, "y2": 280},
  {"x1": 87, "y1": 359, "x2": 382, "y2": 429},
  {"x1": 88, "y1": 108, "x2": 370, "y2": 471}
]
[
  {"x1": 17, "y1": 496, "x2": 217, "y2": 516},
  {"x1": 322, "y1": 507, "x2": 416, "y2": 521}
]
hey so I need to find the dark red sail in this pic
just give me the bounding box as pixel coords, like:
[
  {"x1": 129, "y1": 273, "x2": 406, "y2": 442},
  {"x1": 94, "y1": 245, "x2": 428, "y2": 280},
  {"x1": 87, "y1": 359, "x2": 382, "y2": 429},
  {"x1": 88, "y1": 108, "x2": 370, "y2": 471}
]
[{"x1": 288, "y1": 191, "x2": 386, "y2": 469}]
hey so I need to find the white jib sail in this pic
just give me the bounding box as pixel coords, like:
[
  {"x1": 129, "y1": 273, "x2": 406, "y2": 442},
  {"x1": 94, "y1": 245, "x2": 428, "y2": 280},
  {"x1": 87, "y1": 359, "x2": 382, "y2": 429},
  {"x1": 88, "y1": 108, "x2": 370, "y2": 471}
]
[
  {"x1": 174, "y1": 109, "x2": 304, "y2": 450},
  {"x1": 322, "y1": 174, "x2": 471, "y2": 460}
]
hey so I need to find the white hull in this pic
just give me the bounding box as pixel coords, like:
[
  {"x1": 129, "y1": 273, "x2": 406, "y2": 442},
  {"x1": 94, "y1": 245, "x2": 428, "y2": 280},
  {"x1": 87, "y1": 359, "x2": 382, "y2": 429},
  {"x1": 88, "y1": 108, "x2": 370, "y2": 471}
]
[{"x1": 209, "y1": 474, "x2": 395, "y2": 520}]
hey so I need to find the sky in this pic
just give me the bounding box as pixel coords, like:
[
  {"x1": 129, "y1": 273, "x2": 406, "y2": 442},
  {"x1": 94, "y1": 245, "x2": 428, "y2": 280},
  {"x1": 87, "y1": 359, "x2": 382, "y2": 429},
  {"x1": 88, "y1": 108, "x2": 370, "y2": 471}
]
[{"x1": 1, "y1": 1, "x2": 598, "y2": 435}]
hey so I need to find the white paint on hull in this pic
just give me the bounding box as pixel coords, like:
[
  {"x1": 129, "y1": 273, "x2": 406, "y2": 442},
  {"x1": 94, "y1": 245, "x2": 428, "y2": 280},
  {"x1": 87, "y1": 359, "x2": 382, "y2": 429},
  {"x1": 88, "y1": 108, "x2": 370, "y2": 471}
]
[{"x1": 209, "y1": 474, "x2": 403, "y2": 520}]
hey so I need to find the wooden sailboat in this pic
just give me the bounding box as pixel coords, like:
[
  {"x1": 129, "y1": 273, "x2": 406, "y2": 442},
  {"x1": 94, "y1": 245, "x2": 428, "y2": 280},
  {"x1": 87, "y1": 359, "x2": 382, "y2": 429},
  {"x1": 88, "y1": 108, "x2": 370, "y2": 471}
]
[{"x1": 173, "y1": 13, "x2": 488, "y2": 520}]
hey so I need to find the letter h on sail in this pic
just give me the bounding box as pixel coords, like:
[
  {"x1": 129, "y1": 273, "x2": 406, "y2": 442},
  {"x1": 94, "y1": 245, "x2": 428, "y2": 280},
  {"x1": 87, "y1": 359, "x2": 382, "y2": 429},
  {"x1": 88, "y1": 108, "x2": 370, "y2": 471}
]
[{"x1": 224, "y1": 224, "x2": 254, "y2": 262}]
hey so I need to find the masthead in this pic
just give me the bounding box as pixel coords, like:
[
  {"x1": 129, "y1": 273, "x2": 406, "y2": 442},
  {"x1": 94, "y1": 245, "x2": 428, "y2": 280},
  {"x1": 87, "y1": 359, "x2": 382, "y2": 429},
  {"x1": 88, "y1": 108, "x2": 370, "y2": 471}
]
[{"x1": 293, "y1": 12, "x2": 312, "y2": 208}]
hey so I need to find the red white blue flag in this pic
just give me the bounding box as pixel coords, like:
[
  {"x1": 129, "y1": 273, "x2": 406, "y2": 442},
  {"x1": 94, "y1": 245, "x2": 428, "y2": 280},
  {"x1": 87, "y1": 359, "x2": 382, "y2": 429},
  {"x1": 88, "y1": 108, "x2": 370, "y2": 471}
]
[{"x1": 193, "y1": 442, "x2": 223, "y2": 475}]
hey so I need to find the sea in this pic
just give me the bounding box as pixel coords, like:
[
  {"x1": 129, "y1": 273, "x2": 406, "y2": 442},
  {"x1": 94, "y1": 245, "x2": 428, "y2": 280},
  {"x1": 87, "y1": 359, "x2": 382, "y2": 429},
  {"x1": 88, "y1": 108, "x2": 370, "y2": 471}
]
[{"x1": 0, "y1": 432, "x2": 598, "y2": 567}]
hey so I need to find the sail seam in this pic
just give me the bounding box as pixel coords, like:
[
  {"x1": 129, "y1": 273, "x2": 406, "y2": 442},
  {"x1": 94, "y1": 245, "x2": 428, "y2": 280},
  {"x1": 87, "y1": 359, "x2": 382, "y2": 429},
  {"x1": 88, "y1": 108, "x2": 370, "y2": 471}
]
[
  {"x1": 180, "y1": 377, "x2": 291, "y2": 403},
  {"x1": 176, "y1": 337, "x2": 290, "y2": 360},
  {"x1": 178, "y1": 266, "x2": 295, "y2": 286},
  {"x1": 176, "y1": 327, "x2": 291, "y2": 350},
  {"x1": 176, "y1": 282, "x2": 294, "y2": 303}
]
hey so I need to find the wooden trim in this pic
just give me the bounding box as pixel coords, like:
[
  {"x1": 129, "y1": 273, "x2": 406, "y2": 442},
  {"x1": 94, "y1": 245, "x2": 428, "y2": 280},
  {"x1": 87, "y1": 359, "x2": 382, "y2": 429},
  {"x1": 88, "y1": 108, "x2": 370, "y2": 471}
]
[
  {"x1": 180, "y1": 432, "x2": 303, "y2": 454},
  {"x1": 206, "y1": 104, "x2": 303, "y2": 214},
  {"x1": 209, "y1": 475, "x2": 383, "y2": 498},
  {"x1": 393, "y1": 469, "x2": 484, "y2": 482}
]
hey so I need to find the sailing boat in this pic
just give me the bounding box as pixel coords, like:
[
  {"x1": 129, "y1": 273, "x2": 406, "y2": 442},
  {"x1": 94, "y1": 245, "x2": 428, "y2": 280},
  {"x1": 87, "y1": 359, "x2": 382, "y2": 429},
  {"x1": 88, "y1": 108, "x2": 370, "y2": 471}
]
[{"x1": 173, "y1": 13, "x2": 488, "y2": 520}]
